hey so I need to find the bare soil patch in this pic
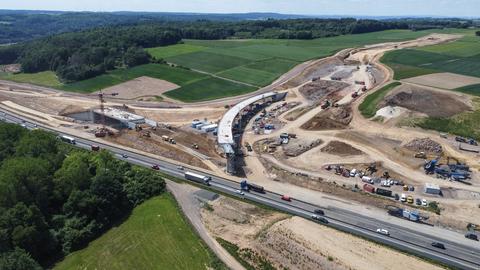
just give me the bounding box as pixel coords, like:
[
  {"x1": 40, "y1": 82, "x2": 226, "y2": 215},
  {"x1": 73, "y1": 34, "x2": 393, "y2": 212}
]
[
  {"x1": 320, "y1": 141, "x2": 363, "y2": 156},
  {"x1": 380, "y1": 84, "x2": 471, "y2": 117},
  {"x1": 283, "y1": 105, "x2": 315, "y2": 121},
  {"x1": 200, "y1": 194, "x2": 442, "y2": 270},
  {"x1": 403, "y1": 72, "x2": 480, "y2": 90},
  {"x1": 100, "y1": 76, "x2": 179, "y2": 99},
  {"x1": 281, "y1": 138, "x2": 323, "y2": 157},
  {"x1": 299, "y1": 79, "x2": 349, "y2": 103},
  {"x1": 301, "y1": 105, "x2": 352, "y2": 130},
  {"x1": 284, "y1": 57, "x2": 345, "y2": 88},
  {"x1": 106, "y1": 129, "x2": 208, "y2": 169}
]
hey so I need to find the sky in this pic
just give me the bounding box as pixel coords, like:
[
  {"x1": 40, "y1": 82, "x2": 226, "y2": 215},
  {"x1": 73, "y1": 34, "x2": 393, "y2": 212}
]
[{"x1": 2, "y1": 0, "x2": 480, "y2": 17}]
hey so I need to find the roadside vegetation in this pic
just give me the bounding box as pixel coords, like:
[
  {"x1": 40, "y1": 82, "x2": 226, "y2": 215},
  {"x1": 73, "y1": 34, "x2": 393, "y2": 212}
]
[
  {"x1": 216, "y1": 238, "x2": 275, "y2": 270},
  {"x1": 55, "y1": 194, "x2": 225, "y2": 270},
  {"x1": 0, "y1": 123, "x2": 167, "y2": 269},
  {"x1": 381, "y1": 29, "x2": 480, "y2": 80},
  {"x1": 359, "y1": 82, "x2": 402, "y2": 118}
]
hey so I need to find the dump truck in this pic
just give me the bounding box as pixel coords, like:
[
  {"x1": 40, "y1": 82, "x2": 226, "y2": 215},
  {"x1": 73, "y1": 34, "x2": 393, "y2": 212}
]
[
  {"x1": 184, "y1": 171, "x2": 211, "y2": 185},
  {"x1": 162, "y1": 135, "x2": 170, "y2": 141}
]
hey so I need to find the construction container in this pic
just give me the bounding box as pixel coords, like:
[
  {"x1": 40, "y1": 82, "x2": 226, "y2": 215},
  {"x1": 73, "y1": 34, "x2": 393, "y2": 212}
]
[
  {"x1": 363, "y1": 184, "x2": 375, "y2": 193},
  {"x1": 424, "y1": 183, "x2": 441, "y2": 195},
  {"x1": 201, "y1": 124, "x2": 218, "y2": 133}
]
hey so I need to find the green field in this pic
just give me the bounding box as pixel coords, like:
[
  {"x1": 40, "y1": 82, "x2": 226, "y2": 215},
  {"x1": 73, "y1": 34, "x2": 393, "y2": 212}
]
[
  {"x1": 359, "y1": 82, "x2": 402, "y2": 118},
  {"x1": 3, "y1": 29, "x2": 468, "y2": 102},
  {"x1": 381, "y1": 29, "x2": 480, "y2": 80},
  {"x1": 54, "y1": 193, "x2": 222, "y2": 270},
  {"x1": 0, "y1": 71, "x2": 62, "y2": 88}
]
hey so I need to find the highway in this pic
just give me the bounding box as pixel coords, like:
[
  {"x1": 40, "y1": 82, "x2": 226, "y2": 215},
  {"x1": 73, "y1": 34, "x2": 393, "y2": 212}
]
[{"x1": 1, "y1": 109, "x2": 479, "y2": 270}]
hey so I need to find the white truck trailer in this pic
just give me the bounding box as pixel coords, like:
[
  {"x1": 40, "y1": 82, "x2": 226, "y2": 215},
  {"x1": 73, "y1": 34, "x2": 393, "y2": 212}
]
[{"x1": 184, "y1": 171, "x2": 211, "y2": 185}]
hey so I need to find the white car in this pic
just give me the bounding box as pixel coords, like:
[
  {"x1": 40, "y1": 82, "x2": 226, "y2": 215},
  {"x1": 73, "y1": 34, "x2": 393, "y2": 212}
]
[
  {"x1": 376, "y1": 228, "x2": 390, "y2": 236},
  {"x1": 422, "y1": 199, "x2": 428, "y2": 207},
  {"x1": 400, "y1": 194, "x2": 407, "y2": 202},
  {"x1": 235, "y1": 190, "x2": 245, "y2": 196}
]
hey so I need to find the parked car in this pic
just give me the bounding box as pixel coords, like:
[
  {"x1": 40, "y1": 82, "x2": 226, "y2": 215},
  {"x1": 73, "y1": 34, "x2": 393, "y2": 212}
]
[
  {"x1": 431, "y1": 242, "x2": 446, "y2": 249},
  {"x1": 400, "y1": 194, "x2": 407, "y2": 202},
  {"x1": 407, "y1": 196, "x2": 414, "y2": 204},
  {"x1": 422, "y1": 199, "x2": 428, "y2": 207},
  {"x1": 281, "y1": 195, "x2": 292, "y2": 202},
  {"x1": 376, "y1": 228, "x2": 390, "y2": 236},
  {"x1": 151, "y1": 164, "x2": 160, "y2": 170},
  {"x1": 314, "y1": 209, "x2": 325, "y2": 215},
  {"x1": 394, "y1": 193, "x2": 400, "y2": 200},
  {"x1": 465, "y1": 233, "x2": 478, "y2": 241},
  {"x1": 415, "y1": 198, "x2": 422, "y2": 205}
]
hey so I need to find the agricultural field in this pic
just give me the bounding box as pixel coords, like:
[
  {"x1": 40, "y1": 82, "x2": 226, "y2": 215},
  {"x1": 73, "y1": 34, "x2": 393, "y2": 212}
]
[
  {"x1": 381, "y1": 29, "x2": 480, "y2": 80},
  {"x1": 2, "y1": 29, "x2": 465, "y2": 102},
  {"x1": 54, "y1": 193, "x2": 221, "y2": 270},
  {"x1": 454, "y1": 84, "x2": 480, "y2": 96}
]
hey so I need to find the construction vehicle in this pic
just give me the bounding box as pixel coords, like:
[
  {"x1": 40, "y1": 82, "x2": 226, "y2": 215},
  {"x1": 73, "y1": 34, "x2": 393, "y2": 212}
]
[
  {"x1": 192, "y1": 143, "x2": 199, "y2": 149},
  {"x1": 351, "y1": 92, "x2": 359, "y2": 98},
  {"x1": 321, "y1": 100, "x2": 330, "y2": 109},
  {"x1": 184, "y1": 171, "x2": 211, "y2": 185},
  {"x1": 414, "y1": 152, "x2": 427, "y2": 159},
  {"x1": 354, "y1": 80, "x2": 366, "y2": 85},
  {"x1": 161, "y1": 135, "x2": 170, "y2": 141}
]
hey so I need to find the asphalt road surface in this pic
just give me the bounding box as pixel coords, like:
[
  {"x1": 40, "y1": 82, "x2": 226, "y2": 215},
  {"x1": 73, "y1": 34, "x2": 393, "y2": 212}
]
[{"x1": 1, "y1": 109, "x2": 479, "y2": 270}]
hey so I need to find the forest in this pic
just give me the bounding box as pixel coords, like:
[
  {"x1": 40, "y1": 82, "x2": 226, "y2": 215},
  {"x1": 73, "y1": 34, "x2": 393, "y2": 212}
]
[{"x1": 0, "y1": 123, "x2": 166, "y2": 269}]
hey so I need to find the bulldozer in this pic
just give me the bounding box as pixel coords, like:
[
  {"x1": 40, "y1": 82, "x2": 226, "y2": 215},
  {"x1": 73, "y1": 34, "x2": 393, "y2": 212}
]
[{"x1": 414, "y1": 152, "x2": 427, "y2": 159}]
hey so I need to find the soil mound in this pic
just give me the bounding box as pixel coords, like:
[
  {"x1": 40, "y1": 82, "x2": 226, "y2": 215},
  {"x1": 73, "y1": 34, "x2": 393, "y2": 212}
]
[
  {"x1": 299, "y1": 79, "x2": 349, "y2": 103},
  {"x1": 381, "y1": 85, "x2": 470, "y2": 117},
  {"x1": 320, "y1": 141, "x2": 363, "y2": 156},
  {"x1": 301, "y1": 105, "x2": 352, "y2": 130}
]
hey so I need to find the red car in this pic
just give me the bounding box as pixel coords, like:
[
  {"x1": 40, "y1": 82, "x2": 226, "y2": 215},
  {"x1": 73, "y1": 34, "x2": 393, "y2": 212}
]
[
  {"x1": 281, "y1": 195, "x2": 292, "y2": 202},
  {"x1": 151, "y1": 164, "x2": 160, "y2": 170}
]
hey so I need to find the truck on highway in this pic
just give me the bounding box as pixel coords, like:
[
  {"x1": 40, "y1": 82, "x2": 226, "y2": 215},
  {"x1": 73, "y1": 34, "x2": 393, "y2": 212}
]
[
  {"x1": 184, "y1": 171, "x2": 211, "y2": 186},
  {"x1": 240, "y1": 180, "x2": 265, "y2": 193},
  {"x1": 59, "y1": 135, "x2": 76, "y2": 144}
]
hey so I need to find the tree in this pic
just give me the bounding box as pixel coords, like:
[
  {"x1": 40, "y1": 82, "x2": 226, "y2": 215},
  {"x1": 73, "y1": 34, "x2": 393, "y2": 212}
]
[
  {"x1": 53, "y1": 152, "x2": 93, "y2": 201},
  {"x1": 476, "y1": 31, "x2": 480, "y2": 37},
  {"x1": 123, "y1": 169, "x2": 166, "y2": 207},
  {"x1": 0, "y1": 203, "x2": 56, "y2": 262},
  {"x1": 0, "y1": 157, "x2": 52, "y2": 212},
  {"x1": 124, "y1": 46, "x2": 150, "y2": 67},
  {"x1": 0, "y1": 123, "x2": 26, "y2": 165},
  {"x1": 0, "y1": 248, "x2": 42, "y2": 270}
]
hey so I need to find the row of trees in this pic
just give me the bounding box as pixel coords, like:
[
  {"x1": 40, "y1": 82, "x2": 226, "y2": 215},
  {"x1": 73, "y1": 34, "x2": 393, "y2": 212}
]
[{"x1": 0, "y1": 123, "x2": 166, "y2": 269}]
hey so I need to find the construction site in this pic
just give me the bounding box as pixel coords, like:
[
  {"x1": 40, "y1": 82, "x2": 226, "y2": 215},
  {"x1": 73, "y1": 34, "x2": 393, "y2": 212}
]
[{"x1": 1, "y1": 32, "x2": 480, "y2": 268}]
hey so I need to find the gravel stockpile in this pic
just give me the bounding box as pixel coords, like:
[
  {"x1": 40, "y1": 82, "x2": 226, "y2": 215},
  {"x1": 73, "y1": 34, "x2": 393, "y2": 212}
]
[{"x1": 404, "y1": 138, "x2": 443, "y2": 154}]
